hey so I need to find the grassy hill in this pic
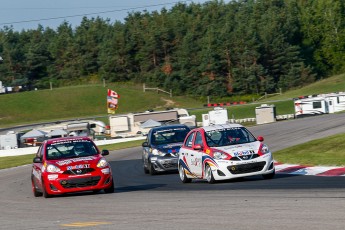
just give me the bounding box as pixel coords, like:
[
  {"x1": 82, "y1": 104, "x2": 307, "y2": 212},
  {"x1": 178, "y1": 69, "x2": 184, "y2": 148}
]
[{"x1": 1, "y1": 73, "x2": 345, "y2": 128}]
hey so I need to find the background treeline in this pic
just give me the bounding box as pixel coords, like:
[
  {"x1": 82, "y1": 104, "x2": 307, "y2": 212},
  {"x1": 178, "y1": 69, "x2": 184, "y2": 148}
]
[{"x1": 0, "y1": 0, "x2": 344, "y2": 97}]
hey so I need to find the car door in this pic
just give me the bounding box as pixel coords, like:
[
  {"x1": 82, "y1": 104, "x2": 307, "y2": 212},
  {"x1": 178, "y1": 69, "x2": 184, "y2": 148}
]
[
  {"x1": 32, "y1": 145, "x2": 44, "y2": 188},
  {"x1": 179, "y1": 131, "x2": 195, "y2": 174},
  {"x1": 189, "y1": 131, "x2": 204, "y2": 177}
]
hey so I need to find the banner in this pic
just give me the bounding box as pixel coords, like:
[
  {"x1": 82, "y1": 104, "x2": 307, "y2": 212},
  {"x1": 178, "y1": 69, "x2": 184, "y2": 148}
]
[{"x1": 107, "y1": 89, "x2": 120, "y2": 114}]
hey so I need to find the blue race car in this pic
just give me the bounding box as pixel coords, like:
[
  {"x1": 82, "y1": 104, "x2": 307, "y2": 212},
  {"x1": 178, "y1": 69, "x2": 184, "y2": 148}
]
[{"x1": 142, "y1": 124, "x2": 191, "y2": 175}]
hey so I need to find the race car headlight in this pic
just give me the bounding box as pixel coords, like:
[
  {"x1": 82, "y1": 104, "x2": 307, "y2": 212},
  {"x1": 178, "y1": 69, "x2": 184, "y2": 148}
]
[
  {"x1": 213, "y1": 151, "x2": 228, "y2": 160},
  {"x1": 151, "y1": 149, "x2": 165, "y2": 156},
  {"x1": 46, "y1": 164, "x2": 61, "y2": 173},
  {"x1": 97, "y1": 158, "x2": 109, "y2": 168},
  {"x1": 259, "y1": 144, "x2": 270, "y2": 155}
]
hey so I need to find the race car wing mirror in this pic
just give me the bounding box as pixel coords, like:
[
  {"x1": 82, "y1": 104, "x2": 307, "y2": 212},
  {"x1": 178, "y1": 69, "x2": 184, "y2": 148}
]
[
  {"x1": 101, "y1": 150, "x2": 109, "y2": 156},
  {"x1": 142, "y1": 142, "x2": 149, "y2": 147},
  {"x1": 257, "y1": 136, "x2": 264, "y2": 142},
  {"x1": 33, "y1": 157, "x2": 42, "y2": 163}
]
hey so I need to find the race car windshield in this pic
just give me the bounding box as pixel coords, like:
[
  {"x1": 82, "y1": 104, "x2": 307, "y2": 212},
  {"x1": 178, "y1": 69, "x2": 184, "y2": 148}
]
[
  {"x1": 46, "y1": 140, "x2": 98, "y2": 160},
  {"x1": 152, "y1": 128, "x2": 189, "y2": 145},
  {"x1": 205, "y1": 127, "x2": 256, "y2": 147}
]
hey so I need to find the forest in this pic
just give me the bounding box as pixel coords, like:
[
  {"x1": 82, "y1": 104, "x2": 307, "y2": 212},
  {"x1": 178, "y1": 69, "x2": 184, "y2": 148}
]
[{"x1": 0, "y1": 0, "x2": 344, "y2": 97}]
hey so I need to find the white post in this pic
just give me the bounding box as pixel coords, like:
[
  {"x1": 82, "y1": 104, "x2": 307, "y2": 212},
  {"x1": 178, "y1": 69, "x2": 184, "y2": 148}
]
[
  {"x1": 50, "y1": 82, "x2": 53, "y2": 90},
  {"x1": 103, "y1": 79, "x2": 106, "y2": 87}
]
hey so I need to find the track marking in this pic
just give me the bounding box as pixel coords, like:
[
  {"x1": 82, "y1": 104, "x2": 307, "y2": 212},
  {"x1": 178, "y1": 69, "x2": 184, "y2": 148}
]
[{"x1": 61, "y1": 221, "x2": 112, "y2": 227}]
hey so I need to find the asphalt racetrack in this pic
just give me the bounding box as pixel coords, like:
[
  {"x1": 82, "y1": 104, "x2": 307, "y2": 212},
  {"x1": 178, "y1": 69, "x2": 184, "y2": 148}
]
[{"x1": 1, "y1": 113, "x2": 345, "y2": 230}]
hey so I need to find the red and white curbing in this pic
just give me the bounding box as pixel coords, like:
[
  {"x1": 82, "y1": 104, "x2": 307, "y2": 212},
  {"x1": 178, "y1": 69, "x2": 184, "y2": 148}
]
[{"x1": 275, "y1": 162, "x2": 345, "y2": 176}]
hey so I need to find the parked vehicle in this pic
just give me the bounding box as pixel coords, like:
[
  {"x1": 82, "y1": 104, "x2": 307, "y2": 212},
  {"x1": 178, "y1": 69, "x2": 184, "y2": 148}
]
[
  {"x1": 178, "y1": 123, "x2": 275, "y2": 183},
  {"x1": 31, "y1": 136, "x2": 114, "y2": 198},
  {"x1": 142, "y1": 124, "x2": 191, "y2": 175},
  {"x1": 294, "y1": 92, "x2": 345, "y2": 118}
]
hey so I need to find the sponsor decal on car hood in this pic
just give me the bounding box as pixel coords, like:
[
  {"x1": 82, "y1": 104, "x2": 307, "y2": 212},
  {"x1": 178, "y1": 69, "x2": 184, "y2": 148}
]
[
  {"x1": 54, "y1": 156, "x2": 99, "y2": 167},
  {"x1": 155, "y1": 142, "x2": 183, "y2": 154},
  {"x1": 212, "y1": 141, "x2": 260, "y2": 157}
]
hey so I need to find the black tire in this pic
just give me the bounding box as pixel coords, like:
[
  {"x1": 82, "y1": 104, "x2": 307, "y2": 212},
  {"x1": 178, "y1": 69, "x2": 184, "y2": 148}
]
[
  {"x1": 104, "y1": 178, "x2": 115, "y2": 193},
  {"x1": 149, "y1": 162, "x2": 156, "y2": 175},
  {"x1": 41, "y1": 179, "x2": 52, "y2": 198},
  {"x1": 143, "y1": 163, "x2": 149, "y2": 174},
  {"x1": 179, "y1": 165, "x2": 192, "y2": 183},
  {"x1": 31, "y1": 178, "x2": 42, "y2": 197},
  {"x1": 205, "y1": 164, "x2": 216, "y2": 184},
  {"x1": 262, "y1": 169, "x2": 275, "y2": 180}
]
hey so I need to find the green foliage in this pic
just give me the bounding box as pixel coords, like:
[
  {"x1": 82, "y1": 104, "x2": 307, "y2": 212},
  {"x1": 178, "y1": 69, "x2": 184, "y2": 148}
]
[{"x1": 2, "y1": 0, "x2": 344, "y2": 97}]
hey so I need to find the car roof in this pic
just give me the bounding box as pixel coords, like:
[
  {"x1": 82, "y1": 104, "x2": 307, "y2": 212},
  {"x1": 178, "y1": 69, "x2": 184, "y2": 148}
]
[
  {"x1": 45, "y1": 136, "x2": 92, "y2": 144},
  {"x1": 150, "y1": 124, "x2": 190, "y2": 131},
  {"x1": 201, "y1": 123, "x2": 244, "y2": 132}
]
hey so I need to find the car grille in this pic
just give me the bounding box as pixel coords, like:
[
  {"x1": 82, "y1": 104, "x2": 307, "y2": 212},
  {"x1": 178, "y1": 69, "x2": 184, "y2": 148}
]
[
  {"x1": 230, "y1": 154, "x2": 260, "y2": 161},
  {"x1": 60, "y1": 176, "x2": 101, "y2": 188},
  {"x1": 227, "y1": 162, "x2": 266, "y2": 174},
  {"x1": 63, "y1": 168, "x2": 95, "y2": 175},
  {"x1": 162, "y1": 162, "x2": 178, "y2": 169}
]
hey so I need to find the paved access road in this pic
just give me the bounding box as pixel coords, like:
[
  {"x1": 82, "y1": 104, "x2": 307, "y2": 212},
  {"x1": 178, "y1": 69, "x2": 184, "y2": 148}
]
[{"x1": 1, "y1": 113, "x2": 345, "y2": 230}]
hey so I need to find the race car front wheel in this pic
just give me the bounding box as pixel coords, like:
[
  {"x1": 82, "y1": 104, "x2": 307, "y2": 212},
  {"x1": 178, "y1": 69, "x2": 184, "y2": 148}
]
[
  {"x1": 104, "y1": 178, "x2": 115, "y2": 193},
  {"x1": 205, "y1": 164, "x2": 216, "y2": 184},
  {"x1": 31, "y1": 177, "x2": 42, "y2": 197},
  {"x1": 179, "y1": 165, "x2": 191, "y2": 183}
]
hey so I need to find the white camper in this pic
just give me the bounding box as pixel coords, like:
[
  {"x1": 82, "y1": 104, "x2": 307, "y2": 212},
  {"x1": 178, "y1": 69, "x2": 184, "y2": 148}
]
[
  {"x1": 294, "y1": 92, "x2": 345, "y2": 118},
  {"x1": 202, "y1": 107, "x2": 229, "y2": 126},
  {"x1": 109, "y1": 109, "x2": 196, "y2": 138},
  {"x1": 294, "y1": 95, "x2": 329, "y2": 118},
  {"x1": 323, "y1": 92, "x2": 345, "y2": 114},
  {"x1": 0, "y1": 132, "x2": 18, "y2": 150}
]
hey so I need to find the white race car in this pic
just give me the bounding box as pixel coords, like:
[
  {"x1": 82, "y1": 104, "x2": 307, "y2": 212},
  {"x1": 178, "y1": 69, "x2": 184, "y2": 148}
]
[{"x1": 178, "y1": 123, "x2": 275, "y2": 183}]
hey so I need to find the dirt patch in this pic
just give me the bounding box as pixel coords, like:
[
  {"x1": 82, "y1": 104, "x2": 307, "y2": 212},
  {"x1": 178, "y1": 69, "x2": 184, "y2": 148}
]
[{"x1": 155, "y1": 97, "x2": 176, "y2": 109}]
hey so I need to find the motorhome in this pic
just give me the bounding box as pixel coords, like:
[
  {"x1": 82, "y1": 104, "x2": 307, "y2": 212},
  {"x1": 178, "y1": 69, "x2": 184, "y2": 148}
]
[
  {"x1": 109, "y1": 108, "x2": 196, "y2": 138},
  {"x1": 294, "y1": 95, "x2": 328, "y2": 118},
  {"x1": 323, "y1": 92, "x2": 345, "y2": 114}
]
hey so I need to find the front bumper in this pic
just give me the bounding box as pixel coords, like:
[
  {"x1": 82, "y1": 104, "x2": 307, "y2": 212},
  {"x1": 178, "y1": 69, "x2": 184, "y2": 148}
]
[
  {"x1": 150, "y1": 156, "x2": 178, "y2": 172},
  {"x1": 208, "y1": 154, "x2": 275, "y2": 180},
  {"x1": 42, "y1": 167, "x2": 113, "y2": 195}
]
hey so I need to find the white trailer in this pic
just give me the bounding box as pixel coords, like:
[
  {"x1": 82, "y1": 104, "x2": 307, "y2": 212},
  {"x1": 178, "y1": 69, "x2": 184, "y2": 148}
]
[
  {"x1": 323, "y1": 92, "x2": 345, "y2": 114},
  {"x1": 202, "y1": 107, "x2": 229, "y2": 126},
  {"x1": 294, "y1": 95, "x2": 329, "y2": 118},
  {"x1": 294, "y1": 92, "x2": 345, "y2": 118},
  {"x1": 109, "y1": 109, "x2": 196, "y2": 138},
  {"x1": 0, "y1": 132, "x2": 18, "y2": 150}
]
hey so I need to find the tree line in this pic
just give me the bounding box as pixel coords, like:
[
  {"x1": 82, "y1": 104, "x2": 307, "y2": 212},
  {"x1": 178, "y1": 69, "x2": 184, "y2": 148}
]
[{"x1": 0, "y1": 0, "x2": 344, "y2": 97}]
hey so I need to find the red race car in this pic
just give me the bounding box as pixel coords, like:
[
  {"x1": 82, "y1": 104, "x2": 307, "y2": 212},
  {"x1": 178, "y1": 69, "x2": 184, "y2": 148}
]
[{"x1": 31, "y1": 136, "x2": 114, "y2": 198}]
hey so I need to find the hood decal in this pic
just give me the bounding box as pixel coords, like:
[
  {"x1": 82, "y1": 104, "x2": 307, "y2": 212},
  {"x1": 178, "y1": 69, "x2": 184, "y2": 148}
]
[{"x1": 56, "y1": 156, "x2": 96, "y2": 166}]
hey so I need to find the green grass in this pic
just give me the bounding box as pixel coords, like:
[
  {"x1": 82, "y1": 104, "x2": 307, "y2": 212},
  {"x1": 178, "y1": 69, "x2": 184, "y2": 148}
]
[
  {"x1": 274, "y1": 133, "x2": 345, "y2": 167},
  {"x1": 263, "y1": 73, "x2": 345, "y2": 101},
  {"x1": 0, "y1": 82, "x2": 203, "y2": 128}
]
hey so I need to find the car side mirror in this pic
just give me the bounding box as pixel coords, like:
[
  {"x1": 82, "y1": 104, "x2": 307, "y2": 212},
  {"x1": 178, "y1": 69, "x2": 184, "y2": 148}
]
[
  {"x1": 101, "y1": 150, "x2": 109, "y2": 156},
  {"x1": 33, "y1": 157, "x2": 42, "y2": 163},
  {"x1": 257, "y1": 136, "x2": 264, "y2": 142},
  {"x1": 142, "y1": 142, "x2": 149, "y2": 147},
  {"x1": 193, "y1": 144, "x2": 203, "y2": 151}
]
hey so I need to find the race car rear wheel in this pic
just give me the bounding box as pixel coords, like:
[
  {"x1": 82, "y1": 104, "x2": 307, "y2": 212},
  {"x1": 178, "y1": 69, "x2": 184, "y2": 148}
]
[
  {"x1": 179, "y1": 165, "x2": 191, "y2": 183},
  {"x1": 205, "y1": 164, "x2": 216, "y2": 184},
  {"x1": 31, "y1": 178, "x2": 42, "y2": 197}
]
